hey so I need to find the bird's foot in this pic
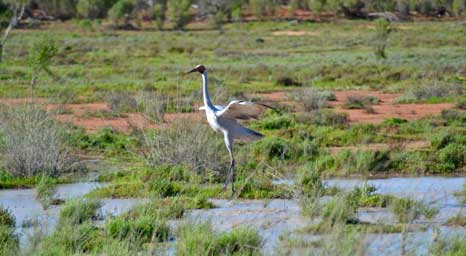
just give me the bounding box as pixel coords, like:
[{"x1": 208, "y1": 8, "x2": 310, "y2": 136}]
[
  {"x1": 222, "y1": 183, "x2": 228, "y2": 192},
  {"x1": 230, "y1": 186, "x2": 236, "y2": 199}
]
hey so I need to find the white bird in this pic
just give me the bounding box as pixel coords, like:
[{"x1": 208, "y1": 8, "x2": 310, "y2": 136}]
[{"x1": 187, "y1": 64, "x2": 273, "y2": 195}]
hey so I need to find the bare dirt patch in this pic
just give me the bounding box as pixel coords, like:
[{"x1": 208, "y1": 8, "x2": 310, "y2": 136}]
[
  {"x1": 331, "y1": 90, "x2": 455, "y2": 123},
  {"x1": 0, "y1": 98, "x2": 203, "y2": 133},
  {"x1": 257, "y1": 90, "x2": 455, "y2": 124}
]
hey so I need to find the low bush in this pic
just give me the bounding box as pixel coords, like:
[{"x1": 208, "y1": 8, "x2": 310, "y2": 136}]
[
  {"x1": 0, "y1": 207, "x2": 15, "y2": 228},
  {"x1": 436, "y1": 143, "x2": 466, "y2": 171},
  {"x1": 276, "y1": 76, "x2": 302, "y2": 87},
  {"x1": 252, "y1": 113, "x2": 295, "y2": 130},
  {"x1": 306, "y1": 110, "x2": 349, "y2": 128},
  {"x1": 143, "y1": 120, "x2": 227, "y2": 175},
  {"x1": 290, "y1": 88, "x2": 332, "y2": 111},
  {"x1": 343, "y1": 95, "x2": 380, "y2": 109},
  {"x1": 0, "y1": 105, "x2": 75, "y2": 177},
  {"x1": 105, "y1": 91, "x2": 138, "y2": 116},
  {"x1": 74, "y1": 127, "x2": 135, "y2": 153},
  {"x1": 398, "y1": 83, "x2": 465, "y2": 102},
  {"x1": 251, "y1": 137, "x2": 297, "y2": 160}
]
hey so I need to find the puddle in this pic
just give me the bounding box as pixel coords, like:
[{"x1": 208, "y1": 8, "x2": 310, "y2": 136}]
[{"x1": 0, "y1": 182, "x2": 142, "y2": 248}]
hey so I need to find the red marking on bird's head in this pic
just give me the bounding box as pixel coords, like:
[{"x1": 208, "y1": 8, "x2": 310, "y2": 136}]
[{"x1": 187, "y1": 64, "x2": 206, "y2": 74}]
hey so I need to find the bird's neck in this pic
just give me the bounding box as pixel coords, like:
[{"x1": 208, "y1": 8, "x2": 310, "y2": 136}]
[{"x1": 202, "y1": 71, "x2": 215, "y2": 110}]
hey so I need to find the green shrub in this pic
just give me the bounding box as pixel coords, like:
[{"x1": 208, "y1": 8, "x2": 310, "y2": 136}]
[
  {"x1": 0, "y1": 224, "x2": 19, "y2": 256},
  {"x1": 437, "y1": 143, "x2": 466, "y2": 171},
  {"x1": 253, "y1": 113, "x2": 295, "y2": 130},
  {"x1": 59, "y1": 199, "x2": 101, "y2": 226},
  {"x1": 0, "y1": 207, "x2": 15, "y2": 228},
  {"x1": 74, "y1": 127, "x2": 134, "y2": 153},
  {"x1": 252, "y1": 137, "x2": 297, "y2": 160}
]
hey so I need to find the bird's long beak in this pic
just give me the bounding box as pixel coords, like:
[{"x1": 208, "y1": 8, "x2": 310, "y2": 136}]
[{"x1": 186, "y1": 68, "x2": 197, "y2": 74}]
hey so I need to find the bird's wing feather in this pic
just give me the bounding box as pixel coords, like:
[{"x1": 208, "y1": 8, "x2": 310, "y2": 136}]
[
  {"x1": 198, "y1": 105, "x2": 225, "y2": 111},
  {"x1": 218, "y1": 117, "x2": 264, "y2": 142},
  {"x1": 216, "y1": 100, "x2": 273, "y2": 120}
]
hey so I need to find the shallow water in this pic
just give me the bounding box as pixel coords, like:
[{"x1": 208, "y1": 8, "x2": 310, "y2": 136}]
[
  {"x1": 0, "y1": 182, "x2": 142, "y2": 248},
  {"x1": 188, "y1": 199, "x2": 308, "y2": 255},
  {"x1": 1, "y1": 176, "x2": 465, "y2": 254}
]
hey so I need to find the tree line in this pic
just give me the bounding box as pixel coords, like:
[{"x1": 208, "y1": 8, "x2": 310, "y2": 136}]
[{"x1": 0, "y1": 0, "x2": 464, "y2": 30}]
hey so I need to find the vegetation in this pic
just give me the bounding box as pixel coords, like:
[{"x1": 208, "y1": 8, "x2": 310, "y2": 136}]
[
  {"x1": 0, "y1": 2, "x2": 464, "y2": 255},
  {"x1": 176, "y1": 221, "x2": 262, "y2": 256}
]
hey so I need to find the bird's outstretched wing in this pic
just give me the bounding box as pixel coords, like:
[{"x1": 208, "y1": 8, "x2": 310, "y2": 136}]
[{"x1": 216, "y1": 100, "x2": 274, "y2": 120}]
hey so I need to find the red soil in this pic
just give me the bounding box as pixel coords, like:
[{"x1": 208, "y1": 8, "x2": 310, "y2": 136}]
[
  {"x1": 258, "y1": 90, "x2": 455, "y2": 124},
  {"x1": 0, "y1": 89, "x2": 456, "y2": 133}
]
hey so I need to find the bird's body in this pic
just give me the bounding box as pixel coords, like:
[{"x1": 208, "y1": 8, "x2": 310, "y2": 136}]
[{"x1": 188, "y1": 65, "x2": 271, "y2": 195}]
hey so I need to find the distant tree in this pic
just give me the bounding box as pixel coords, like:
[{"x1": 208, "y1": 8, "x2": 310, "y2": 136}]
[
  {"x1": 0, "y1": 0, "x2": 25, "y2": 63},
  {"x1": 108, "y1": 0, "x2": 134, "y2": 28},
  {"x1": 373, "y1": 18, "x2": 391, "y2": 59},
  {"x1": 167, "y1": 0, "x2": 192, "y2": 30},
  {"x1": 28, "y1": 36, "x2": 58, "y2": 100}
]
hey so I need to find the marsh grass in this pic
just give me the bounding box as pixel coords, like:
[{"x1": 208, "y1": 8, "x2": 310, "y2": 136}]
[
  {"x1": 35, "y1": 176, "x2": 58, "y2": 209},
  {"x1": 176, "y1": 221, "x2": 262, "y2": 256},
  {"x1": 388, "y1": 197, "x2": 438, "y2": 223},
  {"x1": 58, "y1": 198, "x2": 102, "y2": 226}
]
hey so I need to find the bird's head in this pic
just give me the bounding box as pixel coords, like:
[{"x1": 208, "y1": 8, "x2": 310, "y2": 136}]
[{"x1": 187, "y1": 64, "x2": 206, "y2": 74}]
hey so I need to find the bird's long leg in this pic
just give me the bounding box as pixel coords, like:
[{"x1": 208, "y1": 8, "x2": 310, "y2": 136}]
[
  {"x1": 223, "y1": 134, "x2": 235, "y2": 195},
  {"x1": 230, "y1": 153, "x2": 236, "y2": 195}
]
